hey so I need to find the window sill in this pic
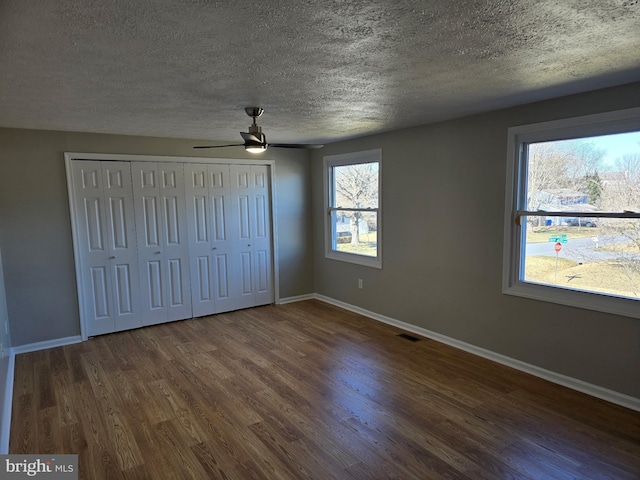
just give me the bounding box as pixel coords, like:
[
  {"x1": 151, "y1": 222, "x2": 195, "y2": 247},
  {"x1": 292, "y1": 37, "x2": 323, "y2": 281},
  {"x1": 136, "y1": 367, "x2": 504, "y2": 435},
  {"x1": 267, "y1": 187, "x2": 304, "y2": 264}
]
[
  {"x1": 503, "y1": 280, "x2": 639, "y2": 320},
  {"x1": 326, "y1": 250, "x2": 382, "y2": 269}
]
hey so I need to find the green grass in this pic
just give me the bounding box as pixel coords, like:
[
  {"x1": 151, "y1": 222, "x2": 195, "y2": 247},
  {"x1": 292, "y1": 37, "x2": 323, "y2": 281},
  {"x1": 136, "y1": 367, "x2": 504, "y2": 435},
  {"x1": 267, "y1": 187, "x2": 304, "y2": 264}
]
[
  {"x1": 525, "y1": 256, "x2": 640, "y2": 299},
  {"x1": 337, "y1": 244, "x2": 377, "y2": 256},
  {"x1": 335, "y1": 232, "x2": 377, "y2": 256}
]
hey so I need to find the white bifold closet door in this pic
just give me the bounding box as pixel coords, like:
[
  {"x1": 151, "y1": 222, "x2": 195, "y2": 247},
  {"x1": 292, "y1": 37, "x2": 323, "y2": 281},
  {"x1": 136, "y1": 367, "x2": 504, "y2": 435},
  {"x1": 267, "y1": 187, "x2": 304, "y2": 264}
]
[
  {"x1": 131, "y1": 162, "x2": 192, "y2": 326},
  {"x1": 185, "y1": 164, "x2": 274, "y2": 317},
  {"x1": 185, "y1": 164, "x2": 235, "y2": 316},
  {"x1": 70, "y1": 161, "x2": 143, "y2": 336},
  {"x1": 229, "y1": 164, "x2": 273, "y2": 309},
  {"x1": 70, "y1": 159, "x2": 274, "y2": 337}
]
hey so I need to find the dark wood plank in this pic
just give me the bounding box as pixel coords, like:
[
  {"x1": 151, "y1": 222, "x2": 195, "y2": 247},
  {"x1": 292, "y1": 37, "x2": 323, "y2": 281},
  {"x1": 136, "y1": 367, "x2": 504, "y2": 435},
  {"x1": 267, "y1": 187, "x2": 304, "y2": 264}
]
[{"x1": 9, "y1": 300, "x2": 640, "y2": 479}]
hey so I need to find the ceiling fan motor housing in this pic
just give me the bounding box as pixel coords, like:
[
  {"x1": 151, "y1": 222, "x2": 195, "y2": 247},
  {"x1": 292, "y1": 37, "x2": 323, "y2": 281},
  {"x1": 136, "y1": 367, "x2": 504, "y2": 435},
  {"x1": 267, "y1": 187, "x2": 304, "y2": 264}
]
[{"x1": 248, "y1": 122, "x2": 266, "y2": 143}]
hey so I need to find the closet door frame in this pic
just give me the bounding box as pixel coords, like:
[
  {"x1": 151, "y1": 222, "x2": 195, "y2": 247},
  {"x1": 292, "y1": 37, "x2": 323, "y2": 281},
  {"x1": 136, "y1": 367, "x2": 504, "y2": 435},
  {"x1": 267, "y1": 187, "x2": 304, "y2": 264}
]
[{"x1": 65, "y1": 152, "x2": 280, "y2": 341}]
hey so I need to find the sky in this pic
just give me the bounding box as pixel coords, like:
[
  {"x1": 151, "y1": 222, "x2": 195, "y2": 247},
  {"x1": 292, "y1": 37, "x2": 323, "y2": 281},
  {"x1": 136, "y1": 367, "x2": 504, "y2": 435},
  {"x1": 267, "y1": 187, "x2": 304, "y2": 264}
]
[{"x1": 587, "y1": 131, "x2": 640, "y2": 169}]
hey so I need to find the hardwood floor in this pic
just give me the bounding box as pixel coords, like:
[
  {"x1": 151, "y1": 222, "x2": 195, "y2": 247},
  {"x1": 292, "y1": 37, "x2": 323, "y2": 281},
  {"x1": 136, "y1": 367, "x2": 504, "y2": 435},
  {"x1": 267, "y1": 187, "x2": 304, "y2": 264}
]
[{"x1": 10, "y1": 300, "x2": 640, "y2": 479}]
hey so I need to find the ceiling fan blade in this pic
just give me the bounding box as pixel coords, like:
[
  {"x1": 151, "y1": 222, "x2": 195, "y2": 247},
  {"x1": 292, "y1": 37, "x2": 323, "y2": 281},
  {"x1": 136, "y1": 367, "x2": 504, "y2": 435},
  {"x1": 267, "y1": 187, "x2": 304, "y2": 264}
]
[
  {"x1": 196, "y1": 109, "x2": 323, "y2": 152},
  {"x1": 240, "y1": 132, "x2": 264, "y2": 144},
  {"x1": 269, "y1": 143, "x2": 325, "y2": 149},
  {"x1": 193, "y1": 144, "x2": 244, "y2": 149}
]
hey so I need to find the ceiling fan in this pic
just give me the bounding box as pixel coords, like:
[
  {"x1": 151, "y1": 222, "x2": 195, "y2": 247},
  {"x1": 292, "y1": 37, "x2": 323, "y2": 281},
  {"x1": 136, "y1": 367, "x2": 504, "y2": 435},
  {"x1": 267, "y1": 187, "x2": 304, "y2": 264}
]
[{"x1": 194, "y1": 107, "x2": 324, "y2": 153}]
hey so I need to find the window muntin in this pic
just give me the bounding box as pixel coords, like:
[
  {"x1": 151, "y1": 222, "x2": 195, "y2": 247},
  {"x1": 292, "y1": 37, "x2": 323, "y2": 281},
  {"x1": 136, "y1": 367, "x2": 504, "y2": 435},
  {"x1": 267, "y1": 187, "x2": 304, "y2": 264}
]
[
  {"x1": 325, "y1": 150, "x2": 381, "y2": 268},
  {"x1": 503, "y1": 108, "x2": 640, "y2": 318}
]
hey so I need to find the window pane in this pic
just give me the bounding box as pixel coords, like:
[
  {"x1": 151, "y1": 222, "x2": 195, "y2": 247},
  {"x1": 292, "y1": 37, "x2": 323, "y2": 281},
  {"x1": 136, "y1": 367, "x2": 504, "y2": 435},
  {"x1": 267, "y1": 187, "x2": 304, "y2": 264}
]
[
  {"x1": 333, "y1": 162, "x2": 379, "y2": 209},
  {"x1": 332, "y1": 211, "x2": 377, "y2": 257},
  {"x1": 523, "y1": 217, "x2": 640, "y2": 300},
  {"x1": 527, "y1": 131, "x2": 640, "y2": 212},
  {"x1": 325, "y1": 149, "x2": 382, "y2": 268}
]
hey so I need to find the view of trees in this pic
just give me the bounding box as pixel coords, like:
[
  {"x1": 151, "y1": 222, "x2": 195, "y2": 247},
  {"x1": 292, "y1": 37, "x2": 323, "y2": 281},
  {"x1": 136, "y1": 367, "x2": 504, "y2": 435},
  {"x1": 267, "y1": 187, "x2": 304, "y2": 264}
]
[
  {"x1": 525, "y1": 134, "x2": 640, "y2": 299},
  {"x1": 334, "y1": 162, "x2": 378, "y2": 249},
  {"x1": 527, "y1": 140, "x2": 607, "y2": 210},
  {"x1": 528, "y1": 138, "x2": 640, "y2": 212},
  {"x1": 600, "y1": 154, "x2": 640, "y2": 211}
]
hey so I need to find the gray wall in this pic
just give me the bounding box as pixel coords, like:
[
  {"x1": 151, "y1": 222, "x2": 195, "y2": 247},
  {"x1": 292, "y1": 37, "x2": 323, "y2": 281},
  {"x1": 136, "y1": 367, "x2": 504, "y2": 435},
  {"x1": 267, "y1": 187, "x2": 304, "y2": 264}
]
[
  {"x1": 311, "y1": 82, "x2": 640, "y2": 399},
  {"x1": 0, "y1": 129, "x2": 313, "y2": 346}
]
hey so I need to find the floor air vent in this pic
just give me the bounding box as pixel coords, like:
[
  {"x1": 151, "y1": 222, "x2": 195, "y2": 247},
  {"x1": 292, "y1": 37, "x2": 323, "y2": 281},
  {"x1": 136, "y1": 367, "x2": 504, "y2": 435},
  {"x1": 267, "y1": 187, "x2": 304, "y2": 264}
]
[{"x1": 397, "y1": 333, "x2": 421, "y2": 342}]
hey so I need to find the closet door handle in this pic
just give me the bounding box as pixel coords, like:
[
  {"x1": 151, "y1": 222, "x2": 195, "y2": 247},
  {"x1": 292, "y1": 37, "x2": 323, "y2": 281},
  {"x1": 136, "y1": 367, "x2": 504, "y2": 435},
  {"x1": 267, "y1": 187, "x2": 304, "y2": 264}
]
[
  {"x1": 212, "y1": 247, "x2": 217, "y2": 250},
  {"x1": 109, "y1": 256, "x2": 116, "y2": 260},
  {"x1": 154, "y1": 251, "x2": 162, "y2": 255}
]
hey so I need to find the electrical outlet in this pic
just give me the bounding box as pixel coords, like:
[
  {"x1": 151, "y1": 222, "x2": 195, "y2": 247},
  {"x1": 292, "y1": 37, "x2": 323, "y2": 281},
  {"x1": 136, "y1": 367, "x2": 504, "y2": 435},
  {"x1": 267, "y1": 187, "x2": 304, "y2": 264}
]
[{"x1": 358, "y1": 279, "x2": 363, "y2": 289}]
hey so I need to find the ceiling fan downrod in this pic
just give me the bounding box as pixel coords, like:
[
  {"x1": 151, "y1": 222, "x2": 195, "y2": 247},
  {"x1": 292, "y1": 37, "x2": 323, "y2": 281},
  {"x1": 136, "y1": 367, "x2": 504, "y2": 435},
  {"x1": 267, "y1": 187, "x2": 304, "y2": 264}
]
[{"x1": 245, "y1": 107, "x2": 266, "y2": 147}]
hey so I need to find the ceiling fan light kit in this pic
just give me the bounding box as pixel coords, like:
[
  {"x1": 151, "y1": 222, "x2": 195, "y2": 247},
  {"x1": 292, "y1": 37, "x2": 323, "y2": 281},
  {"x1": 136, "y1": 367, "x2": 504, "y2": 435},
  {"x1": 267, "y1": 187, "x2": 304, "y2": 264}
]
[
  {"x1": 194, "y1": 107, "x2": 323, "y2": 152},
  {"x1": 245, "y1": 144, "x2": 267, "y2": 153}
]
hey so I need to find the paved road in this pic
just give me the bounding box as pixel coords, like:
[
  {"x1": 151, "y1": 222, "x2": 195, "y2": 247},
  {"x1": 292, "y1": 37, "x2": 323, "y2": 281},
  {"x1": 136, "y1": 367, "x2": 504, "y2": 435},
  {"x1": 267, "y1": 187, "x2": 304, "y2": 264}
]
[{"x1": 526, "y1": 235, "x2": 636, "y2": 262}]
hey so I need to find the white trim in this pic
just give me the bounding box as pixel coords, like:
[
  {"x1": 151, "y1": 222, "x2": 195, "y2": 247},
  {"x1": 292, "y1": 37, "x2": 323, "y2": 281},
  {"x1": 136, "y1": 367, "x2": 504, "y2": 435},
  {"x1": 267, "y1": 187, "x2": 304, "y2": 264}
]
[
  {"x1": 64, "y1": 152, "x2": 276, "y2": 166},
  {"x1": 323, "y1": 149, "x2": 382, "y2": 269},
  {"x1": 277, "y1": 294, "x2": 315, "y2": 304},
  {"x1": 313, "y1": 294, "x2": 640, "y2": 412},
  {"x1": 269, "y1": 164, "x2": 281, "y2": 305},
  {"x1": 502, "y1": 108, "x2": 640, "y2": 320},
  {"x1": 507, "y1": 107, "x2": 640, "y2": 143},
  {"x1": 0, "y1": 350, "x2": 15, "y2": 454},
  {"x1": 65, "y1": 158, "x2": 90, "y2": 341},
  {"x1": 11, "y1": 336, "x2": 82, "y2": 355}
]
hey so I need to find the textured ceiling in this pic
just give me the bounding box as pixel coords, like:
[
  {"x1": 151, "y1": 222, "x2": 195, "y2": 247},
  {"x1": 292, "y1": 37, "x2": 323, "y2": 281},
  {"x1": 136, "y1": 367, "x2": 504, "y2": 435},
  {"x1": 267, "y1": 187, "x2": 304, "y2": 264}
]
[{"x1": 0, "y1": 0, "x2": 639, "y2": 145}]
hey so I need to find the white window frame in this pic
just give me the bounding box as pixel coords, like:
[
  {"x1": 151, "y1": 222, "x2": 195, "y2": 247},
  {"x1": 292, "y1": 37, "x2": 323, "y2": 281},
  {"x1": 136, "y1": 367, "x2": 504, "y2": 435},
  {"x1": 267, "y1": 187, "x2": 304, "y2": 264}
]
[
  {"x1": 503, "y1": 107, "x2": 640, "y2": 319},
  {"x1": 324, "y1": 149, "x2": 382, "y2": 268}
]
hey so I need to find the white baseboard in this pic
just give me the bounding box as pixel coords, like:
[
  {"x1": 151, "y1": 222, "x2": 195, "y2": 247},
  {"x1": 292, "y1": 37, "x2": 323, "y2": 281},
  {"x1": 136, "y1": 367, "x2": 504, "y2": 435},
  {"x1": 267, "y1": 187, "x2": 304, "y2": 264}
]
[
  {"x1": 312, "y1": 294, "x2": 640, "y2": 413},
  {"x1": 1, "y1": 335, "x2": 82, "y2": 453},
  {"x1": 1, "y1": 350, "x2": 15, "y2": 454},
  {"x1": 277, "y1": 294, "x2": 315, "y2": 305},
  {"x1": 11, "y1": 335, "x2": 82, "y2": 356}
]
